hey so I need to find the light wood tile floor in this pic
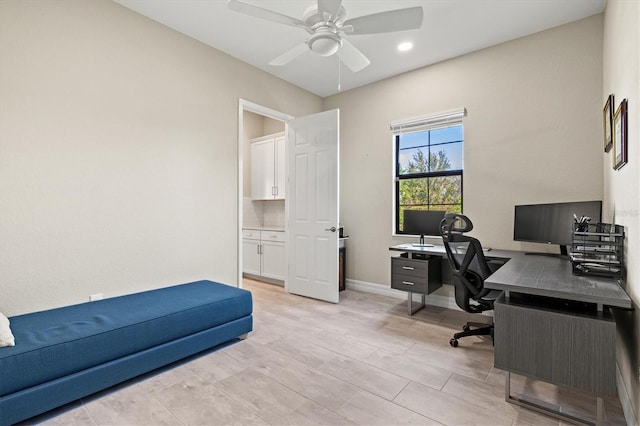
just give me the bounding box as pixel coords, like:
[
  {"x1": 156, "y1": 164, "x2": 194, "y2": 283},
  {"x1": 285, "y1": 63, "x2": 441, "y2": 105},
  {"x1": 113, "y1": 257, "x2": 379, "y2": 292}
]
[{"x1": 24, "y1": 279, "x2": 626, "y2": 425}]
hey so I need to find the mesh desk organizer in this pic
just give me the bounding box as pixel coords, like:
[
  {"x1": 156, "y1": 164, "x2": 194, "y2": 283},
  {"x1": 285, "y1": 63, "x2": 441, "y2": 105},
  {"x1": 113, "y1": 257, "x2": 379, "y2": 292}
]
[{"x1": 570, "y1": 223, "x2": 624, "y2": 278}]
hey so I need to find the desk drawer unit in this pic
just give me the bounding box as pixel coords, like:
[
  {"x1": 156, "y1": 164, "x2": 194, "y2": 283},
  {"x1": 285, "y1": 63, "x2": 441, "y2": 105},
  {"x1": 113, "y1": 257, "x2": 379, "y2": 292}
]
[{"x1": 391, "y1": 256, "x2": 442, "y2": 294}]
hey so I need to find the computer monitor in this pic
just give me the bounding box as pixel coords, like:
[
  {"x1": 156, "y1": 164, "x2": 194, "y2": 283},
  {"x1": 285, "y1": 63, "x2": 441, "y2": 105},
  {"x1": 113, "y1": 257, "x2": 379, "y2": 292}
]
[
  {"x1": 402, "y1": 210, "x2": 446, "y2": 246},
  {"x1": 513, "y1": 200, "x2": 602, "y2": 255}
]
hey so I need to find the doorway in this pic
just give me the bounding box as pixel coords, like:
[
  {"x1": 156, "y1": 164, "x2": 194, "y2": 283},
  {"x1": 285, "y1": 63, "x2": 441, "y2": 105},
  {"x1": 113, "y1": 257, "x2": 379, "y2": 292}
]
[
  {"x1": 236, "y1": 100, "x2": 292, "y2": 289},
  {"x1": 237, "y1": 101, "x2": 341, "y2": 304}
]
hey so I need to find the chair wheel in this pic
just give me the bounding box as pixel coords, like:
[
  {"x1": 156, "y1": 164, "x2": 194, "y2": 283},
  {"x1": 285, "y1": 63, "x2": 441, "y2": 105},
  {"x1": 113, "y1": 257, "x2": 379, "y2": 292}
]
[
  {"x1": 450, "y1": 338, "x2": 458, "y2": 347},
  {"x1": 462, "y1": 325, "x2": 470, "y2": 332}
]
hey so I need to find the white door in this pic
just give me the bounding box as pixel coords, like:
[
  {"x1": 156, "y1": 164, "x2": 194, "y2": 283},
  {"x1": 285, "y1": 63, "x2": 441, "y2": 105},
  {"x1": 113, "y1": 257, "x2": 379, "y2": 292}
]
[{"x1": 286, "y1": 109, "x2": 339, "y2": 303}]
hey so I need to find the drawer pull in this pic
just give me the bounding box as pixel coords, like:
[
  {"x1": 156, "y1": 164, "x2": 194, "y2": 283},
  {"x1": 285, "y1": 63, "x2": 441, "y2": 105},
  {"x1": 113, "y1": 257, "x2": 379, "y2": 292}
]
[
  {"x1": 402, "y1": 281, "x2": 415, "y2": 286},
  {"x1": 402, "y1": 266, "x2": 415, "y2": 270}
]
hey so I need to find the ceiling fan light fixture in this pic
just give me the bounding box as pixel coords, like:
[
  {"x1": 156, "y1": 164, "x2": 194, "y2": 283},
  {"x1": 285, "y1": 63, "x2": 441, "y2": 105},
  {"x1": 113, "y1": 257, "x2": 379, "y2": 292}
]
[{"x1": 308, "y1": 31, "x2": 342, "y2": 56}]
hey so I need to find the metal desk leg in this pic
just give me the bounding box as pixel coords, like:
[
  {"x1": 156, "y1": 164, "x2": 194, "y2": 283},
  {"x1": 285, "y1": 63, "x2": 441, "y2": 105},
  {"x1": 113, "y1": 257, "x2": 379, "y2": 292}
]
[
  {"x1": 505, "y1": 371, "x2": 604, "y2": 426},
  {"x1": 407, "y1": 291, "x2": 426, "y2": 316},
  {"x1": 596, "y1": 397, "x2": 604, "y2": 426}
]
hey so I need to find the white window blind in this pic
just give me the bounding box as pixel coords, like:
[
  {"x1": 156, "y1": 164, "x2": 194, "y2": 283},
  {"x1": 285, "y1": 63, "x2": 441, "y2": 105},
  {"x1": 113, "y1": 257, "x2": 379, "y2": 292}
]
[{"x1": 390, "y1": 108, "x2": 467, "y2": 134}]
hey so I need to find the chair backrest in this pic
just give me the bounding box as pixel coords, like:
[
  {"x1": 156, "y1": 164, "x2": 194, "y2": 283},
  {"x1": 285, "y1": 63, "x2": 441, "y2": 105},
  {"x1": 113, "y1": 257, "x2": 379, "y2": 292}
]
[{"x1": 439, "y1": 213, "x2": 493, "y2": 313}]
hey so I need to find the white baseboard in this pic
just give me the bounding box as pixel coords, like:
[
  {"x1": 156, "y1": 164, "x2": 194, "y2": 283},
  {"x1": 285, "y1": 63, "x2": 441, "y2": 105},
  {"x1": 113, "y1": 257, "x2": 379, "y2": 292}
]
[
  {"x1": 345, "y1": 278, "x2": 461, "y2": 311},
  {"x1": 616, "y1": 363, "x2": 638, "y2": 426},
  {"x1": 243, "y1": 273, "x2": 283, "y2": 286}
]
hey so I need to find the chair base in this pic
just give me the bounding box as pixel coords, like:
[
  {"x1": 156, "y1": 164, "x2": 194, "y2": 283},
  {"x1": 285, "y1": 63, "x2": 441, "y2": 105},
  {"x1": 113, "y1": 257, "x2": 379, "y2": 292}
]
[{"x1": 449, "y1": 321, "x2": 493, "y2": 347}]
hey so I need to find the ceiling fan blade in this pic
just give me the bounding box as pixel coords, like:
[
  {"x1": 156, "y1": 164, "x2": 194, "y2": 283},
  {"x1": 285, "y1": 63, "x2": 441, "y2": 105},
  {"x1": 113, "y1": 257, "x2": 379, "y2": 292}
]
[
  {"x1": 339, "y1": 38, "x2": 370, "y2": 72},
  {"x1": 317, "y1": 0, "x2": 343, "y2": 20},
  {"x1": 343, "y1": 7, "x2": 423, "y2": 35},
  {"x1": 268, "y1": 42, "x2": 309, "y2": 66},
  {"x1": 228, "y1": 0, "x2": 307, "y2": 29}
]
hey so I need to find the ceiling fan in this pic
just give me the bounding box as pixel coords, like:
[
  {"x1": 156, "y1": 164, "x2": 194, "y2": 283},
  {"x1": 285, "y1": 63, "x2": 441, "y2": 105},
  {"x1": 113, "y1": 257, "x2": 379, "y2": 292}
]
[{"x1": 227, "y1": 0, "x2": 423, "y2": 72}]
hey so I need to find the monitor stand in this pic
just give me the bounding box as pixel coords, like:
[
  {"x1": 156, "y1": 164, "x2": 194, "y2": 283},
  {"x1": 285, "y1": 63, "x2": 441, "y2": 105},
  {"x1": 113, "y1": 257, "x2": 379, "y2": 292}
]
[{"x1": 411, "y1": 233, "x2": 434, "y2": 248}]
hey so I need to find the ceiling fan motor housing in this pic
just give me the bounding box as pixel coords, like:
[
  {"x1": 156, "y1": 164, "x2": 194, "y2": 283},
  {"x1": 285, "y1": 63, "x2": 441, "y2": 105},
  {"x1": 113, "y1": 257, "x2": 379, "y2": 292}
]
[
  {"x1": 302, "y1": 4, "x2": 347, "y2": 26},
  {"x1": 303, "y1": 5, "x2": 346, "y2": 57}
]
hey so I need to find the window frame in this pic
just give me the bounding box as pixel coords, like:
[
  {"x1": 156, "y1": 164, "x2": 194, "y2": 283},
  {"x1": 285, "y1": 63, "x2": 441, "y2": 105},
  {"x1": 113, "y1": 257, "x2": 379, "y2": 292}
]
[{"x1": 393, "y1": 122, "x2": 464, "y2": 237}]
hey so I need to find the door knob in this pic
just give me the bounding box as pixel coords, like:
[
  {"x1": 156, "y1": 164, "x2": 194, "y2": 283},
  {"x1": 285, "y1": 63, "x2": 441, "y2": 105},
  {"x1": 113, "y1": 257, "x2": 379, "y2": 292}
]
[{"x1": 325, "y1": 226, "x2": 337, "y2": 232}]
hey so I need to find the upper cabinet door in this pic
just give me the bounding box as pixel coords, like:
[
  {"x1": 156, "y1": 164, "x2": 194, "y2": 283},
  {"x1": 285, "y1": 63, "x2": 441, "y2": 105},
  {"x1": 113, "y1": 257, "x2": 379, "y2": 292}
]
[
  {"x1": 275, "y1": 135, "x2": 286, "y2": 199},
  {"x1": 250, "y1": 138, "x2": 275, "y2": 200},
  {"x1": 250, "y1": 132, "x2": 285, "y2": 200}
]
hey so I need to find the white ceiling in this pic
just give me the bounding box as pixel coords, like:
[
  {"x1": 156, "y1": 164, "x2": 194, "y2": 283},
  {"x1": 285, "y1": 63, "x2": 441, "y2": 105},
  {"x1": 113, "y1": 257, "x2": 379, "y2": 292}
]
[{"x1": 114, "y1": 0, "x2": 605, "y2": 98}]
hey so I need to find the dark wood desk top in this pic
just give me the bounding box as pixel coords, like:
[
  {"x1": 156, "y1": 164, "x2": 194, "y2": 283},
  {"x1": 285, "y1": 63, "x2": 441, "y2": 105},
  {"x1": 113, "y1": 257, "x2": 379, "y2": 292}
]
[
  {"x1": 389, "y1": 244, "x2": 632, "y2": 309},
  {"x1": 486, "y1": 254, "x2": 631, "y2": 309}
]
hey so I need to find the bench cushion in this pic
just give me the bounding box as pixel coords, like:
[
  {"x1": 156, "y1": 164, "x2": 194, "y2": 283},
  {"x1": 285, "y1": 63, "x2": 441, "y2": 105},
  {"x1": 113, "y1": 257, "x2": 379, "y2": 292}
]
[{"x1": 0, "y1": 280, "x2": 252, "y2": 397}]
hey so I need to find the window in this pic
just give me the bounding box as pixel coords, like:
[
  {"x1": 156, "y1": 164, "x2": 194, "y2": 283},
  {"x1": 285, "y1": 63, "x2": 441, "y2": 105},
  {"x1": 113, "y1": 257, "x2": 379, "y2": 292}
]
[{"x1": 392, "y1": 109, "x2": 465, "y2": 235}]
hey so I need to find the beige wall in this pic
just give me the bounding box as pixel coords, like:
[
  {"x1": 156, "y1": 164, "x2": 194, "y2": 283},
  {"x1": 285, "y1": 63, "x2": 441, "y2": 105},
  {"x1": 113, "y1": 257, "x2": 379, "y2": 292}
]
[
  {"x1": 263, "y1": 116, "x2": 286, "y2": 136},
  {"x1": 0, "y1": 0, "x2": 322, "y2": 316},
  {"x1": 603, "y1": 0, "x2": 640, "y2": 421},
  {"x1": 324, "y1": 15, "x2": 604, "y2": 289}
]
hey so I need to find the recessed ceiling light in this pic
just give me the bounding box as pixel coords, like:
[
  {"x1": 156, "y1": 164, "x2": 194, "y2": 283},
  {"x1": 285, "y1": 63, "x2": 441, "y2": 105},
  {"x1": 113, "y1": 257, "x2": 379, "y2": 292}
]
[{"x1": 398, "y1": 41, "x2": 413, "y2": 52}]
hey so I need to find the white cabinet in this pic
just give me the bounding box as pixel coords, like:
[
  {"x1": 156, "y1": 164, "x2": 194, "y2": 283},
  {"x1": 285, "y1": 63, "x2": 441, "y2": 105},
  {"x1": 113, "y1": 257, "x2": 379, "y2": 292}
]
[
  {"x1": 250, "y1": 139, "x2": 274, "y2": 200},
  {"x1": 242, "y1": 229, "x2": 285, "y2": 281},
  {"x1": 261, "y1": 231, "x2": 286, "y2": 280},
  {"x1": 242, "y1": 230, "x2": 261, "y2": 276},
  {"x1": 250, "y1": 132, "x2": 286, "y2": 200}
]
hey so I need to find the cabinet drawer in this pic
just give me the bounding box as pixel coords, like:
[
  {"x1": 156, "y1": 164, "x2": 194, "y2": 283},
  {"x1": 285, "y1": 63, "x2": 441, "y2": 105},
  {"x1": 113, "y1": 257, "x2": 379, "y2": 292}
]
[
  {"x1": 391, "y1": 273, "x2": 428, "y2": 293},
  {"x1": 262, "y1": 230, "x2": 285, "y2": 242},
  {"x1": 392, "y1": 257, "x2": 428, "y2": 276},
  {"x1": 242, "y1": 229, "x2": 261, "y2": 240}
]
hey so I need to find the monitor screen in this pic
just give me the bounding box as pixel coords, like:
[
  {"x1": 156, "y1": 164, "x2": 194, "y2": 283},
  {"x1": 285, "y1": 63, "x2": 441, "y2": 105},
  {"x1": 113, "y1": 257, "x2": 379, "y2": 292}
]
[
  {"x1": 513, "y1": 201, "x2": 602, "y2": 246},
  {"x1": 402, "y1": 210, "x2": 446, "y2": 236}
]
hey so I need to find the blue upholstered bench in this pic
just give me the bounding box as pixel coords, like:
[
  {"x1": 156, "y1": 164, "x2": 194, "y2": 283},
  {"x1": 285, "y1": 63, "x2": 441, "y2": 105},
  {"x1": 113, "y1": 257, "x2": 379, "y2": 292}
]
[{"x1": 0, "y1": 280, "x2": 252, "y2": 425}]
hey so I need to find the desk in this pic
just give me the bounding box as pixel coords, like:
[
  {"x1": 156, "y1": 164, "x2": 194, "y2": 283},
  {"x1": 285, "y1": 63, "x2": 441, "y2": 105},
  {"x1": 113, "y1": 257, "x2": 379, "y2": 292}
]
[
  {"x1": 486, "y1": 253, "x2": 631, "y2": 425},
  {"x1": 390, "y1": 243, "x2": 514, "y2": 260},
  {"x1": 339, "y1": 237, "x2": 349, "y2": 291},
  {"x1": 391, "y1": 244, "x2": 632, "y2": 425}
]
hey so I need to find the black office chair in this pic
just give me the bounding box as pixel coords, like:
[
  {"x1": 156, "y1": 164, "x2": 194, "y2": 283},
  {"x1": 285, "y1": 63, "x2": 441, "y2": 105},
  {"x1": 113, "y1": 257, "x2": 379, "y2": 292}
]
[{"x1": 440, "y1": 213, "x2": 503, "y2": 347}]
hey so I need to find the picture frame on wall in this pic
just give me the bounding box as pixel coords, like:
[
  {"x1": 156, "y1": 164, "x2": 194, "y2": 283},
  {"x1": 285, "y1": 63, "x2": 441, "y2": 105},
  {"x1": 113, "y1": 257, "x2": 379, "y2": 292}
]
[
  {"x1": 613, "y1": 98, "x2": 628, "y2": 170},
  {"x1": 603, "y1": 94, "x2": 614, "y2": 152}
]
